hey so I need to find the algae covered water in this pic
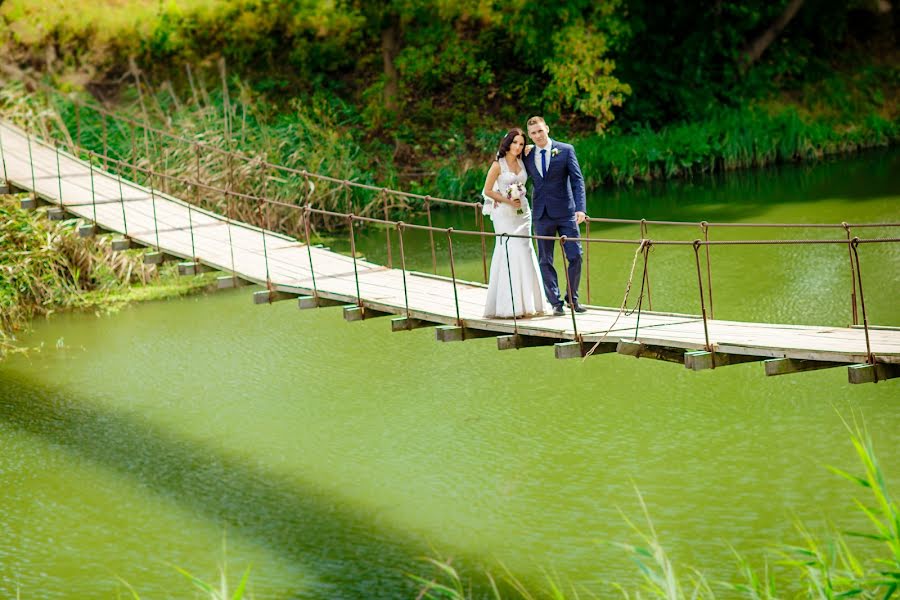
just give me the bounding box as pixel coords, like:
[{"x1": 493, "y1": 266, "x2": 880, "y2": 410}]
[{"x1": 1, "y1": 150, "x2": 898, "y2": 598}]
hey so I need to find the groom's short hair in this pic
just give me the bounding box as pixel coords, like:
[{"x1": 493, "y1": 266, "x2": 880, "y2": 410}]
[{"x1": 526, "y1": 116, "x2": 547, "y2": 127}]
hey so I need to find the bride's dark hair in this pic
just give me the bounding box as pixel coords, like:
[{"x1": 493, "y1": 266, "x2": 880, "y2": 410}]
[{"x1": 497, "y1": 128, "x2": 525, "y2": 160}]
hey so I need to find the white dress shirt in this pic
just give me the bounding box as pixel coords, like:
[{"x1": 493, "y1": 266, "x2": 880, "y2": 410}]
[{"x1": 534, "y1": 138, "x2": 553, "y2": 176}]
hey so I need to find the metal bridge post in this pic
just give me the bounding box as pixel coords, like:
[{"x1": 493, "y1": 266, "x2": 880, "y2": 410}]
[
  {"x1": 693, "y1": 240, "x2": 712, "y2": 353},
  {"x1": 850, "y1": 238, "x2": 874, "y2": 364},
  {"x1": 447, "y1": 228, "x2": 462, "y2": 327},
  {"x1": 397, "y1": 222, "x2": 410, "y2": 319},
  {"x1": 425, "y1": 196, "x2": 437, "y2": 274}
]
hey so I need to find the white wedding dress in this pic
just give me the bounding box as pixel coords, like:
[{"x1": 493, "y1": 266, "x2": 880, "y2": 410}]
[{"x1": 482, "y1": 158, "x2": 548, "y2": 318}]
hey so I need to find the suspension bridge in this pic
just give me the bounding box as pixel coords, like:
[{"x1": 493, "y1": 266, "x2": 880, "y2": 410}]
[{"x1": 1, "y1": 116, "x2": 898, "y2": 385}]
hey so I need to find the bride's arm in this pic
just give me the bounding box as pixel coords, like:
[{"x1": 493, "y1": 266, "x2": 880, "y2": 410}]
[{"x1": 482, "y1": 162, "x2": 507, "y2": 204}]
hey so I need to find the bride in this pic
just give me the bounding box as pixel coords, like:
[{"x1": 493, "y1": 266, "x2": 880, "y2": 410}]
[{"x1": 481, "y1": 128, "x2": 547, "y2": 318}]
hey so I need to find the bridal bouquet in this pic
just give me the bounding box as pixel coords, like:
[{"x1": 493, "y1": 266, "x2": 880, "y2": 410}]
[{"x1": 504, "y1": 183, "x2": 527, "y2": 215}]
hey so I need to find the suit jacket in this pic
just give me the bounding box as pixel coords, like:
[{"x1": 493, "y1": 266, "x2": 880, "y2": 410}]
[{"x1": 524, "y1": 141, "x2": 586, "y2": 220}]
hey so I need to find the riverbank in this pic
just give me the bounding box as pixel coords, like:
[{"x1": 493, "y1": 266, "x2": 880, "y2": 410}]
[{"x1": 0, "y1": 194, "x2": 216, "y2": 359}]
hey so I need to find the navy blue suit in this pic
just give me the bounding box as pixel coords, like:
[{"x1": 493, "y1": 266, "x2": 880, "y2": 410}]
[{"x1": 523, "y1": 141, "x2": 586, "y2": 308}]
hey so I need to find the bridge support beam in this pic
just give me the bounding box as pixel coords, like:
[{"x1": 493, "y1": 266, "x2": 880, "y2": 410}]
[
  {"x1": 391, "y1": 316, "x2": 436, "y2": 332},
  {"x1": 297, "y1": 295, "x2": 345, "y2": 310},
  {"x1": 848, "y1": 363, "x2": 900, "y2": 384},
  {"x1": 554, "y1": 340, "x2": 616, "y2": 359},
  {"x1": 253, "y1": 289, "x2": 298, "y2": 304},
  {"x1": 497, "y1": 334, "x2": 558, "y2": 351},
  {"x1": 177, "y1": 261, "x2": 213, "y2": 276},
  {"x1": 20, "y1": 194, "x2": 38, "y2": 209},
  {"x1": 435, "y1": 326, "x2": 499, "y2": 342},
  {"x1": 77, "y1": 224, "x2": 96, "y2": 238},
  {"x1": 764, "y1": 358, "x2": 842, "y2": 376},
  {"x1": 616, "y1": 340, "x2": 686, "y2": 364},
  {"x1": 111, "y1": 238, "x2": 133, "y2": 251},
  {"x1": 217, "y1": 275, "x2": 251, "y2": 289},
  {"x1": 684, "y1": 350, "x2": 764, "y2": 371},
  {"x1": 48, "y1": 207, "x2": 67, "y2": 221},
  {"x1": 0, "y1": 180, "x2": 10, "y2": 194},
  {"x1": 144, "y1": 251, "x2": 177, "y2": 265},
  {"x1": 343, "y1": 305, "x2": 391, "y2": 322}
]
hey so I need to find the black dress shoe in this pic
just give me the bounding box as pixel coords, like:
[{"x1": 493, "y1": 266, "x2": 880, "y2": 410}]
[
  {"x1": 552, "y1": 305, "x2": 565, "y2": 316},
  {"x1": 569, "y1": 304, "x2": 588, "y2": 314}
]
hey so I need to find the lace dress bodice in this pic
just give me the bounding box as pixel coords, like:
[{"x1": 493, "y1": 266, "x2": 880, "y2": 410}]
[{"x1": 487, "y1": 157, "x2": 529, "y2": 220}]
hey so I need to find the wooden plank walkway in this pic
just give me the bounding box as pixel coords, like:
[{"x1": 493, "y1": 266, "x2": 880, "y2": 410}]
[{"x1": 2, "y1": 120, "x2": 898, "y2": 383}]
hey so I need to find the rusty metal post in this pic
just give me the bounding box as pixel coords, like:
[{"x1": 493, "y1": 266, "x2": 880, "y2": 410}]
[
  {"x1": 382, "y1": 190, "x2": 393, "y2": 268},
  {"x1": 633, "y1": 240, "x2": 651, "y2": 340},
  {"x1": 260, "y1": 196, "x2": 271, "y2": 285},
  {"x1": 425, "y1": 197, "x2": 437, "y2": 274},
  {"x1": 74, "y1": 103, "x2": 81, "y2": 151},
  {"x1": 304, "y1": 205, "x2": 319, "y2": 301},
  {"x1": 397, "y1": 222, "x2": 410, "y2": 319},
  {"x1": 348, "y1": 215, "x2": 362, "y2": 307},
  {"x1": 850, "y1": 238, "x2": 874, "y2": 364},
  {"x1": 194, "y1": 143, "x2": 202, "y2": 207},
  {"x1": 559, "y1": 236, "x2": 581, "y2": 346},
  {"x1": 130, "y1": 121, "x2": 138, "y2": 181},
  {"x1": 26, "y1": 128, "x2": 36, "y2": 193},
  {"x1": 117, "y1": 165, "x2": 128, "y2": 236},
  {"x1": 447, "y1": 228, "x2": 462, "y2": 327},
  {"x1": 701, "y1": 221, "x2": 714, "y2": 319},
  {"x1": 476, "y1": 203, "x2": 488, "y2": 283},
  {"x1": 88, "y1": 151, "x2": 98, "y2": 225},
  {"x1": 693, "y1": 240, "x2": 712, "y2": 353},
  {"x1": 150, "y1": 179, "x2": 161, "y2": 251},
  {"x1": 843, "y1": 223, "x2": 858, "y2": 325},
  {"x1": 0, "y1": 124, "x2": 7, "y2": 183},
  {"x1": 101, "y1": 113, "x2": 108, "y2": 170},
  {"x1": 55, "y1": 144, "x2": 64, "y2": 205},
  {"x1": 585, "y1": 219, "x2": 592, "y2": 304}
]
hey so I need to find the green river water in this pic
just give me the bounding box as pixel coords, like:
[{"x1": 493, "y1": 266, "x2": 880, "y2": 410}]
[{"x1": 1, "y1": 150, "x2": 898, "y2": 598}]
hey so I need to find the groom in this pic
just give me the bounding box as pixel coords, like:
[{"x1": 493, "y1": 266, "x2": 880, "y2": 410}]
[{"x1": 523, "y1": 116, "x2": 588, "y2": 316}]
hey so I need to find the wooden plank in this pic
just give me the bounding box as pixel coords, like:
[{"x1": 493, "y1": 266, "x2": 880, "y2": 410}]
[
  {"x1": 684, "y1": 350, "x2": 765, "y2": 371},
  {"x1": 764, "y1": 358, "x2": 843, "y2": 376},
  {"x1": 848, "y1": 363, "x2": 900, "y2": 384},
  {"x1": 497, "y1": 334, "x2": 559, "y2": 351},
  {"x1": 616, "y1": 340, "x2": 686, "y2": 364}
]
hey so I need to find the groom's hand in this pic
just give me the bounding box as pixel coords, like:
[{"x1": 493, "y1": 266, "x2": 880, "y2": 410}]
[{"x1": 575, "y1": 211, "x2": 586, "y2": 225}]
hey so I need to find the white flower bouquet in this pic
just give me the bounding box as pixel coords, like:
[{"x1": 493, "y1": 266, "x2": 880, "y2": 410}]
[{"x1": 505, "y1": 183, "x2": 527, "y2": 215}]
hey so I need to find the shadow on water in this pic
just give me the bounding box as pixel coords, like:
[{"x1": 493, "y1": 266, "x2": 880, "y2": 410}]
[{"x1": 0, "y1": 372, "x2": 505, "y2": 599}]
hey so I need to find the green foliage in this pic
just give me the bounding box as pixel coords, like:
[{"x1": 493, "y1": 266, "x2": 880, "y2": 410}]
[
  {"x1": 575, "y1": 104, "x2": 900, "y2": 187},
  {"x1": 0, "y1": 195, "x2": 212, "y2": 359}
]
